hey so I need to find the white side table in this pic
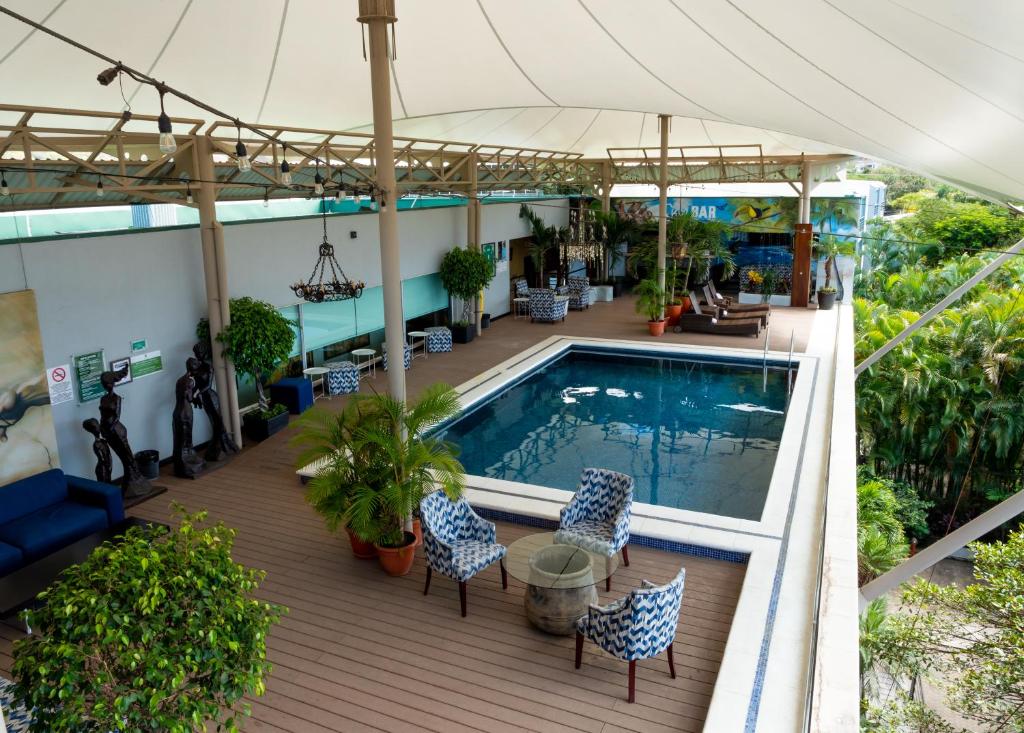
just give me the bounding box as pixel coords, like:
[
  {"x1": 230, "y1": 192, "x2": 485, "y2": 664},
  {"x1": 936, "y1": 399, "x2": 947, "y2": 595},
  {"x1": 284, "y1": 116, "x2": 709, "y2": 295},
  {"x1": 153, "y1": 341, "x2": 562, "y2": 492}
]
[
  {"x1": 408, "y1": 330, "x2": 429, "y2": 359},
  {"x1": 513, "y1": 296, "x2": 530, "y2": 319},
  {"x1": 303, "y1": 366, "x2": 330, "y2": 401},
  {"x1": 351, "y1": 348, "x2": 376, "y2": 379}
]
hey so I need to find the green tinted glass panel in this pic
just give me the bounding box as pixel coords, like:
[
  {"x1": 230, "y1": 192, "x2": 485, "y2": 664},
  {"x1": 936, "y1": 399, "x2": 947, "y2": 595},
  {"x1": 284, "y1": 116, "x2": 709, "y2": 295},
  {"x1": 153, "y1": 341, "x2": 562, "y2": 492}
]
[
  {"x1": 302, "y1": 299, "x2": 357, "y2": 352},
  {"x1": 402, "y1": 273, "x2": 448, "y2": 319}
]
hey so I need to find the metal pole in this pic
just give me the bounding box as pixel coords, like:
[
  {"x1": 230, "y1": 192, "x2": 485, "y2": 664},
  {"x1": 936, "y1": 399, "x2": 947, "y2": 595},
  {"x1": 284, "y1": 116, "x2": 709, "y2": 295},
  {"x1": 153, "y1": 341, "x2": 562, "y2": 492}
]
[
  {"x1": 657, "y1": 114, "x2": 669, "y2": 307},
  {"x1": 860, "y1": 486, "x2": 1024, "y2": 607},
  {"x1": 467, "y1": 151, "x2": 483, "y2": 335},
  {"x1": 196, "y1": 135, "x2": 242, "y2": 443},
  {"x1": 359, "y1": 0, "x2": 405, "y2": 403},
  {"x1": 855, "y1": 235, "x2": 1024, "y2": 376}
]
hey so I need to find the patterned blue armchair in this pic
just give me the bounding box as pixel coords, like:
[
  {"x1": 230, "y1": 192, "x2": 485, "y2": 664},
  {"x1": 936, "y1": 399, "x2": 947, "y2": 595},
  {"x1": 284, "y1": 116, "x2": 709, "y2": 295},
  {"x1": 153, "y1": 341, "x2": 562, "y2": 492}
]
[
  {"x1": 420, "y1": 491, "x2": 508, "y2": 617},
  {"x1": 1, "y1": 675, "x2": 33, "y2": 731},
  {"x1": 554, "y1": 468, "x2": 633, "y2": 591},
  {"x1": 567, "y1": 277, "x2": 591, "y2": 310},
  {"x1": 513, "y1": 278, "x2": 529, "y2": 298},
  {"x1": 528, "y1": 288, "x2": 569, "y2": 323},
  {"x1": 575, "y1": 567, "x2": 686, "y2": 703}
]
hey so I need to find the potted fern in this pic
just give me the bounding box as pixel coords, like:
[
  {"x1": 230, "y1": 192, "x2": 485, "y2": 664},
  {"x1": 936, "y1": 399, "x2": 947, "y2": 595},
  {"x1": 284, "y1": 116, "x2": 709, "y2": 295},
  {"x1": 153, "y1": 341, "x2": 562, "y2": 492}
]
[{"x1": 634, "y1": 277, "x2": 667, "y2": 336}]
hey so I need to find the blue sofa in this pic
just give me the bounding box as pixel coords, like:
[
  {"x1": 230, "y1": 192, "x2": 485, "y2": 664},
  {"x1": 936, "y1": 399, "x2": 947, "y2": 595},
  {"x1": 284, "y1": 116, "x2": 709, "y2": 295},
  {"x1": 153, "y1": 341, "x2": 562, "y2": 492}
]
[{"x1": 0, "y1": 469, "x2": 125, "y2": 577}]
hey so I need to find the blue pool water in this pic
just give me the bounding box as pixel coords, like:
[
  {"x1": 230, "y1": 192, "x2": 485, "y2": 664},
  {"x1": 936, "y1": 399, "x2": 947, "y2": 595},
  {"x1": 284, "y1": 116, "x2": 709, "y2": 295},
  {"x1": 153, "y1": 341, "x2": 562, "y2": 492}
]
[{"x1": 436, "y1": 348, "x2": 792, "y2": 521}]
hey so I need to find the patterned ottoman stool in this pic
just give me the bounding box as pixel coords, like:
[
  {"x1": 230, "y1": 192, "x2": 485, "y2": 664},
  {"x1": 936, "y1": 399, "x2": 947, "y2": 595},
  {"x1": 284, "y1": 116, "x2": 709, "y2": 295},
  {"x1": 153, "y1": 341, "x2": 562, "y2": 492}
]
[
  {"x1": 325, "y1": 360, "x2": 360, "y2": 395},
  {"x1": 382, "y1": 343, "x2": 413, "y2": 371},
  {"x1": 425, "y1": 326, "x2": 453, "y2": 353}
]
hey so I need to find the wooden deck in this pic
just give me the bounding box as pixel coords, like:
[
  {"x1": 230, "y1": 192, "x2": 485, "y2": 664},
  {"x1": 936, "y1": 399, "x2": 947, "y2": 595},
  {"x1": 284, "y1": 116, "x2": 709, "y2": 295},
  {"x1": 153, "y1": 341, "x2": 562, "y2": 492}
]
[{"x1": 0, "y1": 296, "x2": 773, "y2": 732}]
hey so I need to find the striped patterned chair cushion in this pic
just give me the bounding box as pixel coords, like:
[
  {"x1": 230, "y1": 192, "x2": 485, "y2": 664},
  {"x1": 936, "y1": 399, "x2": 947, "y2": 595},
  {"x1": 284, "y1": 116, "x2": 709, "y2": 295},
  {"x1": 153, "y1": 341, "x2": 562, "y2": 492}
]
[
  {"x1": 420, "y1": 492, "x2": 506, "y2": 582},
  {"x1": 554, "y1": 468, "x2": 633, "y2": 557},
  {"x1": 1, "y1": 676, "x2": 33, "y2": 732},
  {"x1": 577, "y1": 567, "x2": 686, "y2": 661},
  {"x1": 567, "y1": 277, "x2": 591, "y2": 310},
  {"x1": 528, "y1": 288, "x2": 569, "y2": 323}
]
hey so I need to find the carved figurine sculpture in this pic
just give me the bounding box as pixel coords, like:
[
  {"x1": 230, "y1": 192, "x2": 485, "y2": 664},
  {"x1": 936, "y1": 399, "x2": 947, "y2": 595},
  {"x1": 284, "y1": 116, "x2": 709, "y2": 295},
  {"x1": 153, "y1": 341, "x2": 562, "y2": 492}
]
[
  {"x1": 81, "y1": 417, "x2": 112, "y2": 483},
  {"x1": 172, "y1": 361, "x2": 206, "y2": 479},
  {"x1": 99, "y1": 367, "x2": 152, "y2": 499},
  {"x1": 190, "y1": 342, "x2": 239, "y2": 462}
]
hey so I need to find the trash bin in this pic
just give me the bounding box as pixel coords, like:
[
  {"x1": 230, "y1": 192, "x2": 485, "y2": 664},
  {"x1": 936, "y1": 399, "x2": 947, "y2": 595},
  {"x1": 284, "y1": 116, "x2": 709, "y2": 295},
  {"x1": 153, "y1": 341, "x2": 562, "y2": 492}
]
[
  {"x1": 481, "y1": 313, "x2": 491, "y2": 329},
  {"x1": 135, "y1": 450, "x2": 160, "y2": 479}
]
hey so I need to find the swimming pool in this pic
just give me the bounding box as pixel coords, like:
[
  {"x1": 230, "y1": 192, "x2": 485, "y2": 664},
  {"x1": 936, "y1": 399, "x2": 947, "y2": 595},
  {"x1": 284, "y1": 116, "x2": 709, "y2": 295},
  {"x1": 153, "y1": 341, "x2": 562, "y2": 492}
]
[{"x1": 436, "y1": 347, "x2": 794, "y2": 521}]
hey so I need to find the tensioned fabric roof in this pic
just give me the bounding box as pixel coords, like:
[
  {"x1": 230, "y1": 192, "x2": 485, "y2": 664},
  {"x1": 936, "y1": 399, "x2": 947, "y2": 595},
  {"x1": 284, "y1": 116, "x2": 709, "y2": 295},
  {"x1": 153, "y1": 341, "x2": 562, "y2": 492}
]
[{"x1": 1, "y1": 0, "x2": 1022, "y2": 202}]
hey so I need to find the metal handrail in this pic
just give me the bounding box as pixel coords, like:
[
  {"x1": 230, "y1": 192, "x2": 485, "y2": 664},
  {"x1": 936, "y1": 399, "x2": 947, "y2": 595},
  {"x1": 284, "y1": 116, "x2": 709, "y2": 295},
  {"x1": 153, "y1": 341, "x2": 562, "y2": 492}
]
[
  {"x1": 762, "y1": 322, "x2": 770, "y2": 391},
  {"x1": 788, "y1": 329, "x2": 796, "y2": 397}
]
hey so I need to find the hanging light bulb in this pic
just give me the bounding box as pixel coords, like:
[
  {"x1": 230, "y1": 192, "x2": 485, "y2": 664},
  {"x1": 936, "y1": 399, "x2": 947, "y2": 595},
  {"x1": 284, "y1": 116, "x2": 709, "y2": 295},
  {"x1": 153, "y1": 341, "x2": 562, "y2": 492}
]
[
  {"x1": 378, "y1": 191, "x2": 387, "y2": 211},
  {"x1": 0, "y1": 171, "x2": 9, "y2": 196},
  {"x1": 157, "y1": 91, "x2": 176, "y2": 155},
  {"x1": 335, "y1": 187, "x2": 343, "y2": 202},
  {"x1": 314, "y1": 172, "x2": 324, "y2": 196},
  {"x1": 96, "y1": 180, "x2": 105, "y2": 197},
  {"x1": 280, "y1": 160, "x2": 292, "y2": 186},
  {"x1": 235, "y1": 128, "x2": 251, "y2": 172},
  {"x1": 263, "y1": 188, "x2": 270, "y2": 207},
  {"x1": 186, "y1": 183, "x2": 193, "y2": 205}
]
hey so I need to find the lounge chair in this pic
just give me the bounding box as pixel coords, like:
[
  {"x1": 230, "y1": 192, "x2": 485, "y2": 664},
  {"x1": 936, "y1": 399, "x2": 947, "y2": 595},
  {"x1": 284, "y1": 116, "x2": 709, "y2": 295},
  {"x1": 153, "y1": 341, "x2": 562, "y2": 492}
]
[
  {"x1": 528, "y1": 288, "x2": 569, "y2": 323},
  {"x1": 702, "y1": 283, "x2": 771, "y2": 319},
  {"x1": 691, "y1": 290, "x2": 768, "y2": 327},
  {"x1": 674, "y1": 295, "x2": 761, "y2": 336}
]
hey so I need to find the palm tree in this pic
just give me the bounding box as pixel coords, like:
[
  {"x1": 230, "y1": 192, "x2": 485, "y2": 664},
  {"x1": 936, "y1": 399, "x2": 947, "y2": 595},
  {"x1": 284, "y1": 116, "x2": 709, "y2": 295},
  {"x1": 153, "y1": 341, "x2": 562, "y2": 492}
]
[
  {"x1": 520, "y1": 204, "x2": 567, "y2": 286},
  {"x1": 293, "y1": 383, "x2": 466, "y2": 545},
  {"x1": 591, "y1": 206, "x2": 636, "y2": 283}
]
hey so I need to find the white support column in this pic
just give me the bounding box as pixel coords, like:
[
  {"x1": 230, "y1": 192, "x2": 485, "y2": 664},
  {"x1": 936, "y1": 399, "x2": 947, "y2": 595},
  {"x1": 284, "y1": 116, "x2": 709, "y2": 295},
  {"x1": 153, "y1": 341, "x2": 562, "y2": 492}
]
[
  {"x1": 359, "y1": 0, "x2": 405, "y2": 402},
  {"x1": 657, "y1": 114, "x2": 669, "y2": 302},
  {"x1": 196, "y1": 135, "x2": 242, "y2": 443},
  {"x1": 800, "y1": 159, "x2": 812, "y2": 225},
  {"x1": 467, "y1": 151, "x2": 483, "y2": 334}
]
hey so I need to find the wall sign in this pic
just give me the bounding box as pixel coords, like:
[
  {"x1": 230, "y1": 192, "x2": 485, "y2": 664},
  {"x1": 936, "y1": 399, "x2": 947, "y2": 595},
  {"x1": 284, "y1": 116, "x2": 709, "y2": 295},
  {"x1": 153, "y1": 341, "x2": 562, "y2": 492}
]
[
  {"x1": 73, "y1": 350, "x2": 106, "y2": 403},
  {"x1": 129, "y1": 350, "x2": 163, "y2": 379},
  {"x1": 130, "y1": 338, "x2": 148, "y2": 353},
  {"x1": 110, "y1": 357, "x2": 133, "y2": 385},
  {"x1": 46, "y1": 363, "x2": 74, "y2": 406}
]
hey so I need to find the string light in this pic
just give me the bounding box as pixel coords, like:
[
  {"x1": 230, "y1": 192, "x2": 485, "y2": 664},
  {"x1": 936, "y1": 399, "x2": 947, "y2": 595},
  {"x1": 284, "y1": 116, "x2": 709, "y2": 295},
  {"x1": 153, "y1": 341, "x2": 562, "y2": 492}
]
[
  {"x1": 234, "y1": 127, "x2": 250, "y2": 172},
  {"x1": 96, "y1": 179, "x2": 104, "y2": 197},
  {"x1": 263, "y1": 187, "x2": 269, "y2": 207},
  {"x1": 335, "y1": 187, "x2": 343, "y2": 202},
  {"x1": 0, "y1": 171, "x2": 8, "y2": 196},
  {"x1": 314, "y1": 172, "x2": 324, "y2": 195},
  {"x1": 157, "y1": 90, "x2": 176, "y2": 155},
  {"x1": 186, "y1": 183, "x2": 193, "y2": 204},
  {"x1": 280, "y1": 160, "x2": 292, "y2": 186}
]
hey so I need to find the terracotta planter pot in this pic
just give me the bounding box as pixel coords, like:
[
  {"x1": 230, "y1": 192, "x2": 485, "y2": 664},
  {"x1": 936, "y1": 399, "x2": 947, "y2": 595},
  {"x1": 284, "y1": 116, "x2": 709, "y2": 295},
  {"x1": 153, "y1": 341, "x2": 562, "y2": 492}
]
[
  {"x1": 681, "y1": 295, "x2": 692, "y2": 313},
  {"x1": 664, "y1": 303, "x2": 683, "y2": 319},
  {"x1": 375, "y1": 532, "x2": 418, "y2": 576},
  {"x1": 412, "y1": 518, "x2": 423, "y2": 547},
  {"x1": 346, "y1": 527, "x2": 377, "y2": 559},
  {"x1": 647, "y1": 319, "x2": 666, "y2": 337}
]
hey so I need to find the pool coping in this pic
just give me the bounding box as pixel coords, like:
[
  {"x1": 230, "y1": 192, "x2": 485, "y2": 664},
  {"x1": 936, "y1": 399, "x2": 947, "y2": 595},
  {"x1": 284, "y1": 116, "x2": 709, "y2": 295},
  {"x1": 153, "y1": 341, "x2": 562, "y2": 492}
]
[{"x1": 441, "y1": 333, "x2": 828, "y2": 732}]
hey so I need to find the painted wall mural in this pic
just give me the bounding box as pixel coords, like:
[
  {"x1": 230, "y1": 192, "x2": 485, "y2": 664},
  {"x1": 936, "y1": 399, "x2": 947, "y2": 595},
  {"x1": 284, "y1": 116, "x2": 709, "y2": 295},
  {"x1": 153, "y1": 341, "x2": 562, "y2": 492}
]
[
  {"x1": 0, "y1": 290, "x2": 59, "y2": 484},
  {"x1": 619, "y1": 196, "x2": 863, "y2": 235}
]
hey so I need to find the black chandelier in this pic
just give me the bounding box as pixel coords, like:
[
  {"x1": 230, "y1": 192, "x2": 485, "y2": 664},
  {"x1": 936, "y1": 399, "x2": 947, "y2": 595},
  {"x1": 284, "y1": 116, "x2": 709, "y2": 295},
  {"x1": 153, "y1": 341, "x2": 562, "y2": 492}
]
[{"x1": 291, "y1": 202, "x2": 364, "y2": 303}]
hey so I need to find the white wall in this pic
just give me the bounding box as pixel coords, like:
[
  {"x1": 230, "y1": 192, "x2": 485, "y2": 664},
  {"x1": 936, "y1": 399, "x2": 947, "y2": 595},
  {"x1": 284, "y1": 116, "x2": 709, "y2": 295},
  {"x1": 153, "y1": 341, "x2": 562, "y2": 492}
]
[{"x1": 1, "y1": 199, "x2": 568, "y2": 479}]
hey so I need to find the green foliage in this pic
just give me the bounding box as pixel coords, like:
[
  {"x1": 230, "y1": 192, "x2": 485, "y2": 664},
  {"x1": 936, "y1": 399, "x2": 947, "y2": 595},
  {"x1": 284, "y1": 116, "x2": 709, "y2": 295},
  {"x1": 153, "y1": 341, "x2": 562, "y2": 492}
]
[
  {"x1": 590, "y1": 206, "x2": 636, "y2": 282},
  {"x1": 633, "y1": 277, "x2": 666, "y2": 322},
  {"x1": 519, "y1": 204, "x2": 569, "y2": 286},
  {"x1": 867, "y1": 528, "x2": 1024, "y2": 731},
  {"x1": 199, "y1": 297, "x2": 295, "y2": 410},
  {"x1": 815, "y1": 234, "x2": 855, "y2": 293},
  {"x1": 11, "y1": 506, "x2": 284, "y2": 733},
  {"x1": 293, "y1": 383, "x2": 465, "y2": 546},
  {"x1": 439, "y1": 247, "x2": 493, "y2": 323},
  {"x1": 847, "y1": 164, "x2": 932, "y2": 201}
]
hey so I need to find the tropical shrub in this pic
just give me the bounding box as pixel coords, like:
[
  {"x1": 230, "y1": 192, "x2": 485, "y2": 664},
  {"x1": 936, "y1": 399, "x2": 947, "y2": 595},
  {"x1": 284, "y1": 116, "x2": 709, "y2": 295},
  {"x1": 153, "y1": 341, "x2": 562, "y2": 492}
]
[
  {"x1": 11, "y1": 507, "x2": 284, "y2": 733},
  {"x1": 519, "y1": 204, "x2": 569, "y2": 286},
  {"x1": 198, "y1": 297, "x2": 295, "y2": 410},
  {"x1": 439, "y1": 246, "x2": 493, "y2": 324},
  {"x1": 634, "y1": 277, "x2": 666, "y2": 322}
]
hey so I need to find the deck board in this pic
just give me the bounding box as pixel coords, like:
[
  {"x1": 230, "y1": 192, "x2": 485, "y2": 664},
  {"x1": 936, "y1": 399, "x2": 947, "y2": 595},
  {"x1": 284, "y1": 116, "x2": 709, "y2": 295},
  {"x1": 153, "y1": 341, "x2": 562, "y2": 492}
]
[{"x1": 0, "y1": 297, "x2": 780, "y2": 731}]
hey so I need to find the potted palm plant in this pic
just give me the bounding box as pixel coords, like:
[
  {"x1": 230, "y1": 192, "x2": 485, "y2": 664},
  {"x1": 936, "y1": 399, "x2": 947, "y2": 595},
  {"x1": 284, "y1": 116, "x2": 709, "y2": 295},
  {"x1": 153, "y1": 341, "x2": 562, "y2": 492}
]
[
  {"x1": 295, "y1": 383, "x2": 466, "y2": 576},
  {"x1": 198, "y1": 297, "x2": 295, "y2": 441},
  {"x1": 591, "y1": 207, "x2": 635, "y2": 301},
  {"x1": 816, "y1": 234, "x2": 856, "y2": 310},
  {"x1": 634, "y1": 277, "x2": 667, "y2": 336}
]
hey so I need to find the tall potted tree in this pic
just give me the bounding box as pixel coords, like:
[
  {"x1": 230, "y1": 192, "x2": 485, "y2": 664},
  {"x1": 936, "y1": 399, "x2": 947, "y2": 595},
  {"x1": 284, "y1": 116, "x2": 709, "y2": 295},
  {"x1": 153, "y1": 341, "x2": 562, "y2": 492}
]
[
  {"x1": 439, "y1": 247, "x2": 494, "y2": 343},
  {"x1": 11, "y1": 506, "x2": 284, "y2": 732},
  {"x1": 198, "y1": 296, "x2": 295, "y2": 440}
]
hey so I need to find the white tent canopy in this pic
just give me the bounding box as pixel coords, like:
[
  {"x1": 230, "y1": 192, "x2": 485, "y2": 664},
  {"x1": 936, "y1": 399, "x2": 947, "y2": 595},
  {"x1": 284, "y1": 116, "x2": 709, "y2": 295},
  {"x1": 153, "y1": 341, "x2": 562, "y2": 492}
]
[{"x1": 1, "y1": 0, "x2": 1022, "y2": 201}]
